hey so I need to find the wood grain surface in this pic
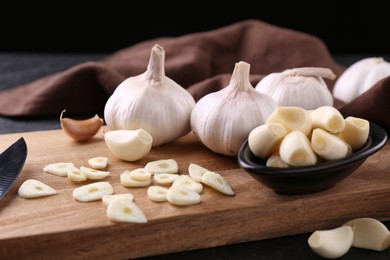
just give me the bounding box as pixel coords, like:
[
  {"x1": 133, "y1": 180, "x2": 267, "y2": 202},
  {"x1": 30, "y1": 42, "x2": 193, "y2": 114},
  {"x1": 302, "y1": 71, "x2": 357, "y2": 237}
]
[{"x1": 0, "y1": 128, "x2": 389, "y2": 259}]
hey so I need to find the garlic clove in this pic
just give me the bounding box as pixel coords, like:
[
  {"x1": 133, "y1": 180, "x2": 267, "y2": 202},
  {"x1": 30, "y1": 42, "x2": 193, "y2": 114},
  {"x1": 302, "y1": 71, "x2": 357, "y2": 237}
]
[
  {"x1": 279, "y1": 130, "x2": 317, "y2": 166},
  {"x1": 343, "y1": 217, "x2": 390, "y2": 251},
  {"x1": 310, "y1": 105, "x2": 345, "y2": 133},
  {"x1": 103, "y1": 129, "x2": 153, "y2": 162},
  {"x1": 266, "y1": 106, "x2": 312, "y2": 136},
  {"x1": 339, "y1": 116, "x2": 370, "y2": 151},
  {"x1": 190, "y1": 61, "x2": 277, "y2": 156},
  {"x1": 311, "y1": 128, "x2": 352, "y2": 161},
  {"x1": 308, "y1": 225, "x2": 354, "y2": 259},
  {"x1": 266, "y1": 153, "x2": 289, "y2": 168},
  {"x1": 255, "y1": 67, "x2": 335, "y2": 110},
  {"x1": 60, "y1": 109, "x2": 103, "y2": 142}
]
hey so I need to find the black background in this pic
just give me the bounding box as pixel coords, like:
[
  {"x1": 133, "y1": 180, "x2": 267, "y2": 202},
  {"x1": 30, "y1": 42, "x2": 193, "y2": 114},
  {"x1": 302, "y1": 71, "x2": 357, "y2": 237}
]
[{"x1": 0, "y1": 1, "x2": 389, "y2": 55}]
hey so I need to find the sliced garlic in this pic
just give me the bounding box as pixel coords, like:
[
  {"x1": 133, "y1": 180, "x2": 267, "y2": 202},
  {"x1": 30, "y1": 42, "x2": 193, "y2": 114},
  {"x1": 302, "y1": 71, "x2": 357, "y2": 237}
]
[
  {"x1": 339, "y1": 116, "x2": 370, "y2": 151},
  {"x1": 171, "y1": 175, "x2": 203, "y2": 193},
  {"x1": 308, "y1": 225, "x2": 353, "y2": 259},
  {"x1": 104, "y1": 44, "x2": 196, "y2": 146},
  {"x1": 60, "y1": 109, "x2": 103, "y2": 142},
  {"x1": 67, "y1": 167, "x2": 87, "y2": 182},
  {"x1": 266, "y1": 106, "x2": 312, "y2": 136},
  {"x1": 279, "y1": 130, "x2": 317, "y2": 166},
  {"x1": 103, "y1": 129, "x2": 153, "y2": 162},
  {"x1": 72, "y1": 181, "x2": 113, "y2": 202},
  {"x1": 102, "y1": 193, "x2": 134, "y2": 207},
  {"x1": 43, "y1": 162, "x2": 75, "y2": 177},
  {"x1": 120, "y1": 170, "x2": 151, "y2": 187},
  {"x1": 248, "y1": 123, "x2": 287, "y2": 159},
  {"x1": 167, "y1": 185, "x2": 201, "y2": 206},
  {"x1": 18, "y1": 179, "x2": 57, "y2": 199},
  {"x1": 106, "y1": 197, "x2": 148, "y2": 223},
  {"x1": 87, "y1": 156, "x2": 108, "y2": 169},
  {"x1": 190, "y1": 61, "x2": 277, "y2": 156},
  {"x1": 79, "y1": 166, "x2": 110, "y2": 180},
  {"x1": 147, "y1": 186, "x2": 169, "y2": 202},
  {"x1": 256, "y1": 67, "x2": 335, "y2": 110},
  {"x1": 188, "y1": 163, "x2": 209, "y2": 182},
  {"x1": 310, "y1": 105, "x2": 345, "y2": 133},
  {"x1": 311, "y1": 128, "x2": 352, "y2": 161},
  {"x1": 127, "y1": 168, "x2": 152, "y2": 181},
  {"x1": 201, "y1": 171, "x2": 234, "y2": 196},
  {"x1": 343, "y1": 217, "x2": 390, "y2": 251},
  {"x1": 145, "y1": 159, "x2": 178, "y2": 174},
  {"x1": 153, "y1": 173, "x2": 180, "y2": 185}
]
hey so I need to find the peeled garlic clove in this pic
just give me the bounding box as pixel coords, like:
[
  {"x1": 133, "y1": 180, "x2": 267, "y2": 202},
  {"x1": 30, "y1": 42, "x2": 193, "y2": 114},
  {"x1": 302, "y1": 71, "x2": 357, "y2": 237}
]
[
  {"x1": 88, "y1": 156, "x2": 108, "y2": 169},
  {"x1": 72, "y1": 181, "x2": 113, "y2": 202},
  {"x1": 310, "y1": 105, "x2": 345, "y2": 133},
  {"x1": 201, "y1": 171, "x2": 234, "y2": 196},
  {"x1": 339, "y1": 116, "x2": 370, "y2": 151},
  {"x1": 343, "y1": 217, "x2": 390, "y2": 251},
  {"x1": 104, "y1": 44, "x2": 195, "y2": 146},
  {"x1": 248, "y1": 123, "x2": 287, "y2": 159},
  {"x1": 311, "y1": 128, "x2": 352, "y2": 161},
  {"x1": 106, "y1": 197, "x2": 148, "y2": 223},
  {"x1": 102, "y1": 193, "x2": 134, "y2": 207},
  {"x1": 190, "y1": 61, "x2": 277, "y2": 156},
  {"x1": 333, "y1": 57, "x2": 390, "y2": 103},
  {"x1": 18, "y1": 179, "x2": 57, "y2": 199},
  {"x1": 80, "y1": 166, "x2": 110, "y2": 180},
  {"x1": 103, "y1": 129, "x2": 153, "y2": 162},
  {"x1": 60, "y1": 109, "x2": 103, "y2": 142},
  {"x1": 279, "y1": 130, "x2": 317, "y2": 166},
  {"x1": 147, "y1": 186, "x2": 169, "y2": 202},
  {"x1": 256, "y1": 67, "x2": 335, "y2": 110},
  {"x1": 266, "y1": 153, "x2": 289, "y2": 168},
  {"x1": 171, "y1": 175, "x2": 203, "y2": 193},
  {"x1": 43, "y1": 162, "x2": 75, "y2": 177},
  {"x1": 308, "y1": 225, "x2": 354, "y2": 259},
  {"x1": 188, "y1": 163, "x2": 209, "y2": 182},
  {"x1": 167, "y1": 185, "x2": 201, "y2": 206},
  {"x1": 145, "y1": 159, "x2": 178, "y2": 174},
  {"x1": 266, "y1": 106, "x2": 312, "y2": 136}
]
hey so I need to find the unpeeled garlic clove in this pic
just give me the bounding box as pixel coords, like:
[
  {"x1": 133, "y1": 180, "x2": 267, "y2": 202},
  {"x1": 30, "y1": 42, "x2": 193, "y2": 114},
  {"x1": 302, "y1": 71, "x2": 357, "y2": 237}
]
[
  {"x1": 308, "y1": 225, "x2": 354, "y2": 259},
  {"x1": 103, "y1": 129, "x2": 153, "y2": 161},
  {"x1": 343, "y1": 217, "x2": 390, "y2": 251},
  {"x1": 60, "y1": 109, "x2": 103, "y2": 141}
]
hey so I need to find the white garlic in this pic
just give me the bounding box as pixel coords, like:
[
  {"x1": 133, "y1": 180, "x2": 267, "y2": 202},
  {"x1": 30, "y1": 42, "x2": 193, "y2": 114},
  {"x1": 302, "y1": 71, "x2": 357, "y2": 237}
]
[
  {"x1": 190, "y1": 61, "x2": 277, "y2": 156},
  {"x1": 333, "y1": 57, "x2": 390, "y2": 103},
  {"x1": 104, "y1": 44, "x2": 196, "y2": 146},
  {"x1": 255, "y1": 67, "x2": 335, "y2": 110}
]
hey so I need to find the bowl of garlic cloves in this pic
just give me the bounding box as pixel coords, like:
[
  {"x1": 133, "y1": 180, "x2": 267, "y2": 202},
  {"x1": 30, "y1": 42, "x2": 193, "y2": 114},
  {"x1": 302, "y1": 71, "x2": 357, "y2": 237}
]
[{"x1": 237, "y1": 106, "x2": 388, "y2": 195}]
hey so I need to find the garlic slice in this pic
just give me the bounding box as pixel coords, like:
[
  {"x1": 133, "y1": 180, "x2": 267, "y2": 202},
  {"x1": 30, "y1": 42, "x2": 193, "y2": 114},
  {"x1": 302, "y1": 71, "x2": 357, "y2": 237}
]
[
  {"x1": 102, "y1": 193, "x2": 134, "y2": 207},
  {"x1": 147, "y1": 186, "x2": 169, "y2": 202},
  {"x1": 255, "y1": 67, "x2": 335, "y2": 110},
  {"x1": 60, "y1": 109, "x2": 103, "y2": 142},
  {"x1": 167, "y1": 185, "x2": 201, "y2": 206},
  {"x1": 145, "y1": 159, "x2": 178, "y2": 174},
  {"x1": 201, "y1": 171, "x2": 235, "y2": 196},
  {"x1": 343, "y1": 217, "x2": 390, "y2": 251},
  {"x1": 127, "y1": 168, "x2": 152, "y2": 181},
  {"x1": 67, "y1": 167, "x2": 87, "y2": 182},
  {"x1": 80, "y1": 166, "x2": 110, "y2": 180},
  {"x1": 308, "y1": 225, "x2": 353, "y2": 259},
  {"x1": 153, "y1": 173, "x2": 180, "y2": 185},
  {"x1": 120, "y1": 170, "x2": 151, "y2": 187},
  {"x1": 190, "y1": 61, "x2": 277, "y2": 156},
  {"x1": 43, "y1": 162, "x2": 75, "y2": 177},
  {"x1": 103, "y1": 129, "x2": 153, "y2": 162},
  {"x1": 72, "y1": 181, "x2": 113, "y2": 202},
  {"x1": 18, "y1": 179, "x2": 57, "y2": 199},
  {"x1": 171, "y1": 175, "x2": 203, "y2": 193},
  {"x1": 106, "y1": 197, "x2": 148, "y2": 223},
  {"x1": 188, "y1": 163, "x2": 209, "y2": 182},
  {"x1": 88, "y1": 156, "x2": 108, "y2": 169}
]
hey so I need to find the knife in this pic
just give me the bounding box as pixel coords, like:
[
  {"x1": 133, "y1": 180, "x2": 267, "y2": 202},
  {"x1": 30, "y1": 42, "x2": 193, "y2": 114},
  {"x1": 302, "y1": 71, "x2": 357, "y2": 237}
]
[{"x1": 0, "y1": 137, "x2": 27, "y2": 199}]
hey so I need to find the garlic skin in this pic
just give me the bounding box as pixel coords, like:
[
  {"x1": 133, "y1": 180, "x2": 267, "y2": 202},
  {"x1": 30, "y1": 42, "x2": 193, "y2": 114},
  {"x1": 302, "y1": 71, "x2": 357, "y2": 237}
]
[
  {"x1": 255, "y1": 67, "x2": 335, "y2": 110},
  {"x1": 190, "y1": 61, "x2": 277, "y2": 156},
  {"x1": 104, "y1": 44, "x2": 195, "y2": 146},
  {"x1": 333, "y1": 57, "x2": 390, "y2": 103}
]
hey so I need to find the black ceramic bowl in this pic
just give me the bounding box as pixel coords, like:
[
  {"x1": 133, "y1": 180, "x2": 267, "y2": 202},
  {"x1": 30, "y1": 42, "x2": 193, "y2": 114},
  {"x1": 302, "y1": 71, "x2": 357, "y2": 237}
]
[{"x1": 238, "y1": 122, "x2": 388, "y2": 195}]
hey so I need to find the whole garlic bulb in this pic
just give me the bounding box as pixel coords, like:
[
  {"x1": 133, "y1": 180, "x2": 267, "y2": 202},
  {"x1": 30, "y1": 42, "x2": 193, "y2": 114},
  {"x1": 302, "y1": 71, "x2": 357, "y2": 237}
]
[
  {"x1": 104, "y1": 44, "x2": 196, "y2": 146},
  {"x1": 333, "y1": 57, "x2": 390, "y2": 103},
  {"x1": 255, "y1": 67, "x2": 336, "y2": 110},
  {"x1": 190, "y1": 61, "x2": 277, "y2": 156}
]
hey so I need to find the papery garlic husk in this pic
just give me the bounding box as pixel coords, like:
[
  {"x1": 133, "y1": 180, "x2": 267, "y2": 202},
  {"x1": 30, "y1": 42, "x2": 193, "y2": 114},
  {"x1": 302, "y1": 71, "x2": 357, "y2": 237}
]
[
  {"x1": 104, "y1": 44, "x2": 195, "y2": 146},
  {"x1": 255, "y1": 67, "x2": 336, "y2": 110},
  {"x1": 190, "y1": 61, "x2": 277, "y2": 156},
  {"x1": 333, "y1": 57, "x2": 390, "y2": 103}
]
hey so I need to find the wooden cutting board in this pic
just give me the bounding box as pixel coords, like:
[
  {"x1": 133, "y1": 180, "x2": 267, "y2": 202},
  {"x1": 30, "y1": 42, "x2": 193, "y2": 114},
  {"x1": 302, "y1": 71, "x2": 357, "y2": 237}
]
[{"x1": 0, "y1": 128, "x2": 389, "y2": 259}]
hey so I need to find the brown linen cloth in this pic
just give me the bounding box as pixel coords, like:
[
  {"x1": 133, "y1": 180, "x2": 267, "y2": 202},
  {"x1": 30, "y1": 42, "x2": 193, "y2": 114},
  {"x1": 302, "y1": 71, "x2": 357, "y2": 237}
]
[{"x1": 0, "y1": 19, "x2": 388, "y2": 131}]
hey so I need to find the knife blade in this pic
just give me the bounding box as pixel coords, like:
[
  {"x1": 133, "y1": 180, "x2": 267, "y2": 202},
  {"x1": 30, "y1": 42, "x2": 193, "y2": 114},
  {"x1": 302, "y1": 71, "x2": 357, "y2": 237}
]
[{"x1": 0, "y1": 137, "x2": 27, "y2": 199}]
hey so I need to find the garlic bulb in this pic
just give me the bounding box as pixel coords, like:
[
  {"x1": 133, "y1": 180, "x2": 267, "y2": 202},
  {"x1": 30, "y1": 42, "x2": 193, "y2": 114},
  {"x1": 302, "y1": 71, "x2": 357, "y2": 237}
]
[
  {"x1": 190, "y1": 61, "x2": 277, "y2": 156},
  {"x1": 333, "y1": 57, "x2": 390, "y2": 103},
  {"x1": 104, "y1": 44, "x2": 196, "y2": 146},
  {"x1": 255, "y1": 67, "x2": 336, "y2": 110}
]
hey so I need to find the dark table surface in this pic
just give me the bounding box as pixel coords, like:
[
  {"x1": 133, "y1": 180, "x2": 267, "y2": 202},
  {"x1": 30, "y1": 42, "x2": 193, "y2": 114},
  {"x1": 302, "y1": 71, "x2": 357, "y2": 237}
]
[{"x1": 0, "y1": 52, "x2": 389, "y2": 259}]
